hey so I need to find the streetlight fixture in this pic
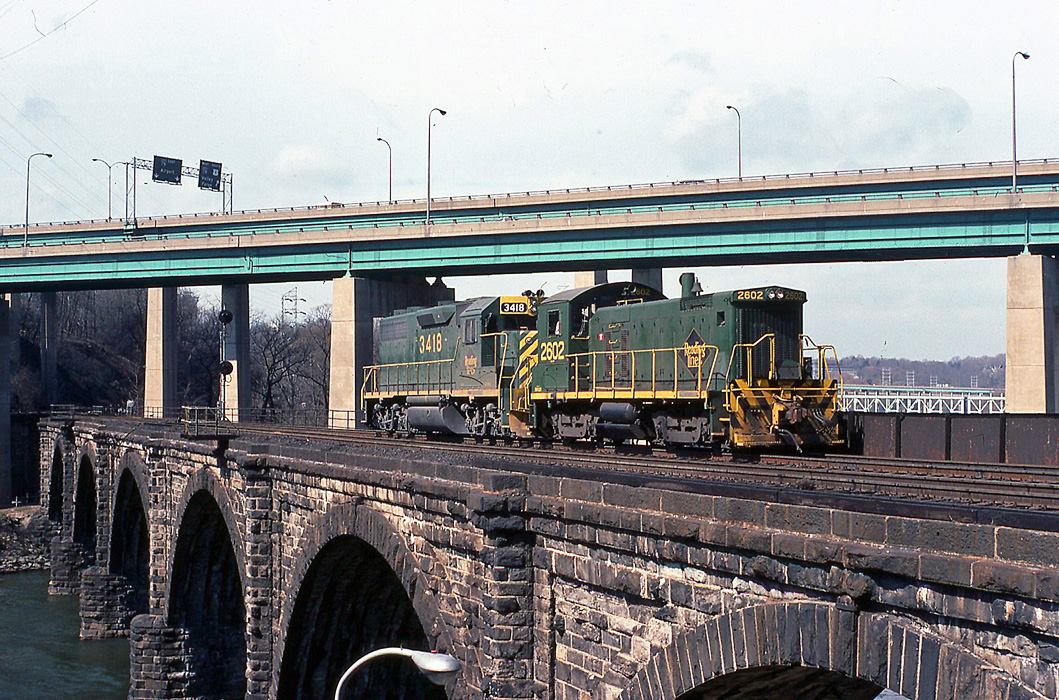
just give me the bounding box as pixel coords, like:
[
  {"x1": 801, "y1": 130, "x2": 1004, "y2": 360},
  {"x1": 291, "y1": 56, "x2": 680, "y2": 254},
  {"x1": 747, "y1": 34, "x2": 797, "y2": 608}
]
[
  {"x1": 377, "y1": 136, "x2": 393, "y2": 203},
  {"x1": 333, "y1": 647, "x2": 461, "y2": 699},
  {"x1": 726, "y1": 105, "x2": 742, "y2": 179},
  {"x1": 24, "y1": 151, "x2": 53, "y2": 247},
  {"x1": 1011, "y1": 51, "x2": 1030, "y2": 193},
  {"x1": 90, "y1": 157, "x2": 118, "y2": 219},
  {"x1": 426, "y1": 107, "x2": 447, "y2": 227}
]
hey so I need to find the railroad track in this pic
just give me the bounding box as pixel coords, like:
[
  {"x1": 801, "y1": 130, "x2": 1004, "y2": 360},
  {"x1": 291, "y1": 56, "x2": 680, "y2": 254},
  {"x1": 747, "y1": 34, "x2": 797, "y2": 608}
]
[{"x1": 223, "y1": 423, "x2": 1059, "y2": 511}]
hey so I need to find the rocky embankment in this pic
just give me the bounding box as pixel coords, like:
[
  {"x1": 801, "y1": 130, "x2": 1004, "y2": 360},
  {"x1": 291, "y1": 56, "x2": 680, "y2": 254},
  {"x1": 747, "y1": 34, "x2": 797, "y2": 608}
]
[{"x1": 0, "y1": 506, "x2": 49, "y2": 573}]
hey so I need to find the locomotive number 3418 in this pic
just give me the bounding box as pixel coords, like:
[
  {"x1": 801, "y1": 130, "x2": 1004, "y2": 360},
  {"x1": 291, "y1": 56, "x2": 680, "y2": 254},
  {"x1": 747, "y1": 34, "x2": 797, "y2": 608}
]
[{"x1": 418, "y1": 332, "x2": 443, "y2": 354}]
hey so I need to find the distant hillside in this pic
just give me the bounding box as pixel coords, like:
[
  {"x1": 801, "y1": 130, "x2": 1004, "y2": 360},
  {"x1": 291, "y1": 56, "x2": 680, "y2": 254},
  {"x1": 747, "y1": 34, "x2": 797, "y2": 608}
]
[{"x1": 838, "y1": 354, "x2": 1005, "y2": 390}]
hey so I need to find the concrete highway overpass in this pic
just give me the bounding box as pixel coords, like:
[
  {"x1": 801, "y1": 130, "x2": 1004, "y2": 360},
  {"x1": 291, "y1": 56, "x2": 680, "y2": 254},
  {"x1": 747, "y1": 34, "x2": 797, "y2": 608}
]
[{"x1": 3, "y1": 159, "x2": 1059, "y2": 504}]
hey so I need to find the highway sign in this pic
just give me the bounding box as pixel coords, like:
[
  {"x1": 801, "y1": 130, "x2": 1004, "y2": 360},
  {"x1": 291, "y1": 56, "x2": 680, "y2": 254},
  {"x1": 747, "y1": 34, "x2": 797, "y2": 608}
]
[
  {"x1": 152, "y1": 156, "x2": 182, "y2": 184},
  {"x1": 198, "y1": 159, "x2": 222, "y2": 191}
]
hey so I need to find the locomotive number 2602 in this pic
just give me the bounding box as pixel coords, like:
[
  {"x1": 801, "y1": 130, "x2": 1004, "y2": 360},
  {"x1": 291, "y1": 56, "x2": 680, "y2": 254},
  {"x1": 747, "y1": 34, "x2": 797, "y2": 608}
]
[
  {"x1": 540, "y1": 340, "x2": 566, "y2": 361},
  {"x1": 418, "y1": 332, "x2": 443, "y2": 354}
]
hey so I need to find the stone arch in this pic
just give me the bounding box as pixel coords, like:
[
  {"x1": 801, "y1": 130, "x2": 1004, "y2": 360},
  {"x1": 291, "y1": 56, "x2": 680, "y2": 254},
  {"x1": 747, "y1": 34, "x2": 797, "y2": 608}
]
[
  {"x1": 167, "y1": 471, "x2": 247, "y2": 699},
  {"x1": 621, "y1": 602, "x2": 1042, "y2": 700},
  {"x1": 47, "y1": 439, "x2": 65, "y2": 522},
  {"x1": 72, "y1": 451, "x2": 97, "y2": 563},
  {"x1": 108, "y1": 452, "x2": 150, "y2": 616},
  {"x1": 275, "y1": 500, "x2": 463, "y2": 699}
]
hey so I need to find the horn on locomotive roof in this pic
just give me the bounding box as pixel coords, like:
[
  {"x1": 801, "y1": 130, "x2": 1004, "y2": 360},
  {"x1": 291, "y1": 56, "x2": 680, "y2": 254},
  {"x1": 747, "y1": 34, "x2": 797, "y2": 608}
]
[{"x1": 680, "y1": 272, "x2": 703, "y2": 298}]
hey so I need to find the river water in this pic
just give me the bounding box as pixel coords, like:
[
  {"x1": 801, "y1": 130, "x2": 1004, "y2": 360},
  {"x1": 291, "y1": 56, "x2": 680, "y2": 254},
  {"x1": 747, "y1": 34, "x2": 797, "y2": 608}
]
[
  {"x1": 0, "y1": 571, "x2": 907, "y2": 700},
  {"x1": 0, "y1": 571, "x2": 128, "y2": 699}
]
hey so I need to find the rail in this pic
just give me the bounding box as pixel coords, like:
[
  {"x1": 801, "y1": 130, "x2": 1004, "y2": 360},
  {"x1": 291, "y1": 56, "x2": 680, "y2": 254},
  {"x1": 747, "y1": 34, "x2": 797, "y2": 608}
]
[
  {"x1": 564, "y1": 344, "x2": 722, "y2": 399},
  {"x1": 5, "y1": 157, "x2": 1059, "y2": 233}
]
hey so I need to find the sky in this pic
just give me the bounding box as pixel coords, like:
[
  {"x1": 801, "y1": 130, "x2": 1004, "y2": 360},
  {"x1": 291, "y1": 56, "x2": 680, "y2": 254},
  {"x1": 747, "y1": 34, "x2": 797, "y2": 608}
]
[{"x1": 0, "y1": 0, "x2": 1056, "y2": 359}]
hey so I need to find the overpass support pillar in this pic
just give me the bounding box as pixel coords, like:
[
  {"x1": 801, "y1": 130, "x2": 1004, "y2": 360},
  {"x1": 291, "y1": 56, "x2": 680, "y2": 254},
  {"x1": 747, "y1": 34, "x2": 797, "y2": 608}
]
[
  {"x1": 144, "y1": 288, "x2": 178, "y2": 418},
  {"x1": 328, "y1": 275, "x2": 454, "y2": 428},
  {"x1": 0, "y1": 294, "x2": 11, "y2": 506},
  {"x1": 631, "y1": 267, "x2": 663, "y2": 290},
  {"x1": 220, "y1": 283, "x2": 250, "y2": 422},
  {"x1": 573, "y1": 270, "x2": 608, "y2": 288},
  {"x1": 1006, "y1": 254, "x2": 1059, "y2": 413},
  {"x1": 40, "y1": 291, "x2": 58, "y2": 407}
]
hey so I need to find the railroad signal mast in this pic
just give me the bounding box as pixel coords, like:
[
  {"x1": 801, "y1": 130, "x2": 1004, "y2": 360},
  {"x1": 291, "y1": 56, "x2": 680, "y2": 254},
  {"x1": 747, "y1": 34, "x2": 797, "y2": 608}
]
[{"x1": 122, "y1": 155, "x2": 234, "y2": 227}]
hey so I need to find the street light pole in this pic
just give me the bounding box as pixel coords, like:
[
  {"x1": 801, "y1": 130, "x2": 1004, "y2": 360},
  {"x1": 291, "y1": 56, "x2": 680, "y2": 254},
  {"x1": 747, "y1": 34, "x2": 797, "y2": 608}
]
[
  {"x1": 1011, "y1": 51, "x2": 1030, "y2": 193},
  {"x1": 377, "y1": 137, "x2": 393, "y2": 203},
  {"x1": 24, "y1": 151, "x2": 53, "y2": 246},
  {"x1": 91, "y1": 158, "x2": 115, "y2": 219},
  {"x1": 726, "y1": 105, "x2": 742, "y2": 179},
  {"x1": 426, "y1": 107, "x2": 447, "y2": 227},
  {"x1": 333, "y1": 647, "x2": 461, "y2": 699}
]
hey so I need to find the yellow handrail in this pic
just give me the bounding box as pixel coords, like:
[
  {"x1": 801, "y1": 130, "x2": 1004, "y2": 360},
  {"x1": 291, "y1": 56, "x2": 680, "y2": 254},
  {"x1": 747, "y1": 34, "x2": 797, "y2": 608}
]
[
  {"x1": 563, "y1": 344, "x2": 720, "y2": 398},
  {"x1": 480, "y1": 332, "x2": 510, "y2": 389},
  {"x1": 723, "y1": 333, "x2": 776, "y2": 385},
  {"x1": 723, "y1": 333, "x2": 777, "y2": 413},
  {"x1": 363, "y1": 332, "x2": 514, "y2": 402},
  {"x1": 800, "y1": 334, "x2": 844, "y2": 402}
]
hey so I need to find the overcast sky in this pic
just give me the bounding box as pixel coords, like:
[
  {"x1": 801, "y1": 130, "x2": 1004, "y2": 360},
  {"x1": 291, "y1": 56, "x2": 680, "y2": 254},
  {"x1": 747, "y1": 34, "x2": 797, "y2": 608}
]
[{"x1": 1, "y1": 1, "x2": 1056, "y2": 359}]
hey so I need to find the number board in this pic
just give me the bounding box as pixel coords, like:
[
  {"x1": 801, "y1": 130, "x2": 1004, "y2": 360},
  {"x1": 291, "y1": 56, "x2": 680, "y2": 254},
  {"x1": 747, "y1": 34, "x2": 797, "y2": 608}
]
[
  {"x1": 198, "y1": 160, "x2": 222, "y2": 191},
  {"x1": 499, "y1": 296, "x2": 532, "y2": 314},
  {"x1": 152, "y1": 156, "x2": 182, "y2": 185}
]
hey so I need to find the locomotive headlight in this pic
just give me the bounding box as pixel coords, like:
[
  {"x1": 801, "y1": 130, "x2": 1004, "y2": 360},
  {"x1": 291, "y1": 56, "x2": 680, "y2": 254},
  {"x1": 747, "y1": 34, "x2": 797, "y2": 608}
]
[
  {"x1": 767, "y1": 290, "x2": 776, "y2": 300},
  {"x1": 777, "y1": 290, "x2": 785, "y2": 299}
]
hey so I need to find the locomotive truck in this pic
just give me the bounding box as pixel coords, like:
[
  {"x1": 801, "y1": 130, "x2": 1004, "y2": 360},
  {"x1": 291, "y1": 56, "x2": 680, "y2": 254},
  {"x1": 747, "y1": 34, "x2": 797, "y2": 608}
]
[{"x1": 361, "y1": 273, "x2": 843, "y2": 450}]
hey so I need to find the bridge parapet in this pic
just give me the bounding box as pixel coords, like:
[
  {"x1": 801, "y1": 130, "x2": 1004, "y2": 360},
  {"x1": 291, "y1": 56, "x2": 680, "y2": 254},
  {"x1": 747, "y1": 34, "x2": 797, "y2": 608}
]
[{"x1": 37, "y1": 418, "x2": 1059, "y2": 699}]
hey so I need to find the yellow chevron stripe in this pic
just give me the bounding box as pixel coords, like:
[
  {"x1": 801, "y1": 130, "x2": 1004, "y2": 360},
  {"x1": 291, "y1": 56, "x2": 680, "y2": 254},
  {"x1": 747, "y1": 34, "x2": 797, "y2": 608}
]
[{"x1": 519, "y1": 342, "x2": 539, "y2": 364}]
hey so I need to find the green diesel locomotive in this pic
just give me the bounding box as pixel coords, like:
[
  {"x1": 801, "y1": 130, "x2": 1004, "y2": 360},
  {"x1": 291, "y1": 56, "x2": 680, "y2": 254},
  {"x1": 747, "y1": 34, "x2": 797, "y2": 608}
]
[{"x1": 362, "y1": 273, "x2": 843, "y2": 450}]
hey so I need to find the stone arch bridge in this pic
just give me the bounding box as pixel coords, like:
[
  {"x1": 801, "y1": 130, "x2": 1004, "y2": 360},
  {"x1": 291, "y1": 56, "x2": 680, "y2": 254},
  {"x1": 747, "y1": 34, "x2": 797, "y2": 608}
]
[{"x1": 39, "y1": 418, "x2": 1059, "y2": 699}]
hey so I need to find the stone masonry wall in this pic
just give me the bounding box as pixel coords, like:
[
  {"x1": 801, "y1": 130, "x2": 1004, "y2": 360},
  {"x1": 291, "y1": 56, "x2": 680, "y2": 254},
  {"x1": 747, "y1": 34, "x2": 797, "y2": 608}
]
[{"x1": 37, "y1": 420, "x2": 1059, "y2": 700}]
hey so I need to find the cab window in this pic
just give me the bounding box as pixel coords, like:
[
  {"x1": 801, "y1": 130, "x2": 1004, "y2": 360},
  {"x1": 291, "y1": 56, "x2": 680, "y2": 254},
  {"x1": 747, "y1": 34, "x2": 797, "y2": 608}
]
[
  {"x1": 547, "y1": 309, "x2": 561, "y2": 336},
  {"x1": 464, "y1": 318, "x2": 479, "y2": 344}
]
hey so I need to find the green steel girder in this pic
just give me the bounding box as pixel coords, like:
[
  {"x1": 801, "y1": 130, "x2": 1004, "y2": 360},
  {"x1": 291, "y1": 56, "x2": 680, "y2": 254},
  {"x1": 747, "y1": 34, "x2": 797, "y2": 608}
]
[{"x1": 0, "y1": 207, "x2": 1052, "y2": 291}]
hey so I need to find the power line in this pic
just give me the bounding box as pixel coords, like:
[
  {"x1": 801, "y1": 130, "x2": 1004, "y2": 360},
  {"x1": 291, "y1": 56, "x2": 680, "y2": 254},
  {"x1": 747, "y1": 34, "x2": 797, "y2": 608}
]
[
  {"x1": 0, "y1": 132, "x2": 97, "y2": 216},
  {"x1": 0, "y1": 109, "x2": 107, "y2": 209},
  {"x1": 0, "y1": 0, "x2": 102, "y2": 61}
]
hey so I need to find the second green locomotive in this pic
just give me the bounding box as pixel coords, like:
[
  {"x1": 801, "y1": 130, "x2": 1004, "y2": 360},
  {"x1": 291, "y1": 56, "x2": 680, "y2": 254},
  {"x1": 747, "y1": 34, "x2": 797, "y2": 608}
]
[{"x1": 362, "y1": 273, "x2": 843, "y2": 450}]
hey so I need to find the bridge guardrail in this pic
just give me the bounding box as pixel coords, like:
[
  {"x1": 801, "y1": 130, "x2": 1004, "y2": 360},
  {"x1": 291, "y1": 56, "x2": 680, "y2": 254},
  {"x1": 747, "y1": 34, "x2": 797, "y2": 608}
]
[
  {"x1": 6, "y1": 182, "x2": 1059, "y2": 251},
  {"x1": 5, "y1": 157, "x2": 1059, "y2": 234}
]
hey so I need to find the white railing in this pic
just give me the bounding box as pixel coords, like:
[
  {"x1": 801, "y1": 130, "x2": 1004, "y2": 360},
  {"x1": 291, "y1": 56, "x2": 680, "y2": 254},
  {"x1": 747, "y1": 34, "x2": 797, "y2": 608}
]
[{"x1": 840, "y1": 385, "x2": 1005, "y2": 414}]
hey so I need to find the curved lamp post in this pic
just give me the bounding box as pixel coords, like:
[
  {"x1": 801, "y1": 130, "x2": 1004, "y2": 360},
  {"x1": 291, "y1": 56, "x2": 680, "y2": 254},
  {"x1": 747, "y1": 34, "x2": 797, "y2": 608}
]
[
  {"x1": 333, "y1": 647, "x2": 460, "y2": 699},
  {"x1": 426, "y1": 107, "x2": 447, "y2": 226},
  {"x1": 726, "y1": 105, "x2": 742, "y2": 179},
  {"x1": 91, "y1": 157, "x2": 118, "y2": 219},
  {"x1": 24, "y1": 151, "x2": 53, "y2": 247},
  {"x1": 376, "y1": 136, "x2": 393, "y2": 203},
  {"x1": 1011, "y1": 51, "x2": 1030, "y2": 193}
]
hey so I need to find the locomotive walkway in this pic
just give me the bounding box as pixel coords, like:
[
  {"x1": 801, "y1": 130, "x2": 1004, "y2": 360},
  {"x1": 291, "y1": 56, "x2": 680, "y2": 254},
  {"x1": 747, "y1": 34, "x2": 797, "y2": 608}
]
[{"x1": 39, "y1": 415, "x2": 1059, "y2": 699}]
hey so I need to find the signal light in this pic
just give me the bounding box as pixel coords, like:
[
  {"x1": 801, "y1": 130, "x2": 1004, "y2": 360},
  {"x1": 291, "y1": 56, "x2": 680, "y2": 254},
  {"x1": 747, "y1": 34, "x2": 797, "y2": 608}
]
[
  {"x1": 218, "y1": 360, "x2": 234, "y2": 376},
  {"x1": 219, "y1": 309, "x2": 234, "y2": 325}
]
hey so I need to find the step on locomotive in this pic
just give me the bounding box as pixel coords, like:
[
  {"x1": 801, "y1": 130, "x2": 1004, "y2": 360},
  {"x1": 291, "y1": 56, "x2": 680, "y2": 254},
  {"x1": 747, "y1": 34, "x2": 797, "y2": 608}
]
[{"x1": 362, "y1": 272, "x2": 843, "y2": 450}]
